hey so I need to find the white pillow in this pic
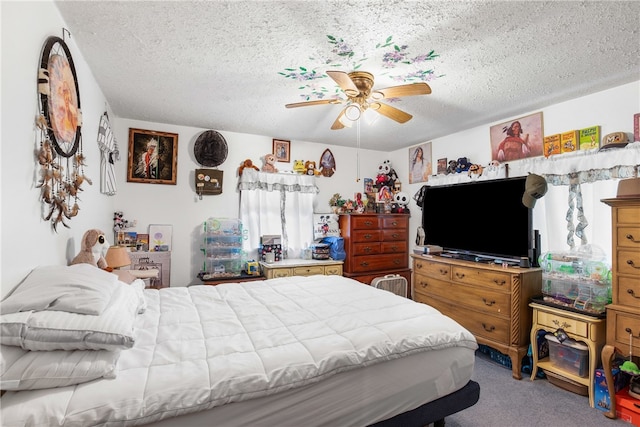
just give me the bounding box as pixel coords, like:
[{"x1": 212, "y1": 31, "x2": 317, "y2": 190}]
[
  {"x1": 0, "y1": 280, "x2": 140, "y2": 351},
  {"x1": 1, "y1": 264, "x2": 120, "y2": 315},
  {"x1": 0, "y1": 344, "x2": 119, "y2": 391}
]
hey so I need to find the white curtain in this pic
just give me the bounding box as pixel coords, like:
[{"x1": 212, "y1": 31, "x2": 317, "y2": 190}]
[{"x1": 238, "y1": 169, "x2": 318, "y2": 259}]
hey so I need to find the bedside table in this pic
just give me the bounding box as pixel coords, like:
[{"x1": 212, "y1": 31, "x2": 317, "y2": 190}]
[{"x1": 529, "y1": 302, "x2": 606, "y2": 407}]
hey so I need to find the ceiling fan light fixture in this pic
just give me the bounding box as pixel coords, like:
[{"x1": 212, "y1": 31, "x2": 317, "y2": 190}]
[
  {"x1": 344, "y1": 104, "x2": 361, "y2": 121},
  {"x1": 370, "y1": 91, "x2": 384, "y2": 101},
  {"x1": 338, "y1": 114, "x2": 353, "y2": 128}
]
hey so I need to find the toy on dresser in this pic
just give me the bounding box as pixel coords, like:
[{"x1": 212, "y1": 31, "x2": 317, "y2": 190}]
[{"x1": 261, "y1": 154, "x2": 278, "y2": 173}]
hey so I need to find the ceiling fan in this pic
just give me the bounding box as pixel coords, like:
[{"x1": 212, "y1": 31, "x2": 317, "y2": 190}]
[{"x1": 285, "y1": 70, "x2": 431, "y2": 130}]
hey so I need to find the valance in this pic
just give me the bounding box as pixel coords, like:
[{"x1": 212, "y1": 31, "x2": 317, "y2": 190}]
[{"x1": 238, "y1": 169, "x2": 319, "y2": 194}]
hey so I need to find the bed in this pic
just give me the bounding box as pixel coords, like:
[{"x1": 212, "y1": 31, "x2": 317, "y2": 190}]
[{"x1": 1, "y1": 264, "x2": 479, "y2": 426}]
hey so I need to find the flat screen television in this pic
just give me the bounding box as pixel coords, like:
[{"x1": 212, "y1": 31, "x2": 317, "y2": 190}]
[{"x1": 421, "y1": 177, "x2": 534, "y2": 264}]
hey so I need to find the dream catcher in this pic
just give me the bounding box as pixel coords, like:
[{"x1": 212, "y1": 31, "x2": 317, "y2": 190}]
[{"x1": 36, "y1": 31, "x2": 91, "y2": 231}]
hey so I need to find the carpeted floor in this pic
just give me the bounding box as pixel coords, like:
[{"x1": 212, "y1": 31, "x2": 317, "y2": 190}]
[{"x1": 441, "y1": 351, "x2": 631, "y2": 427}]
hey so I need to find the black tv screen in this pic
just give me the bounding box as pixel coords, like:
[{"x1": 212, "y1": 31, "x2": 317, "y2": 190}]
[{"x1": 421, "y1": 177, "x2": 532, "y2": 262}]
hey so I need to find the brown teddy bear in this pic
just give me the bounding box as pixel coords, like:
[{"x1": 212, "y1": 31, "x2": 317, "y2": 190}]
[
  {"x1": 261, "y1": 154, "x2": 278, "y2": 173},
  {"x1": 69, "y1": 229, "x2": 110, "y2": 269},
  {"x1": 304, "y1": 160, "x2": 319, "y2": 176},
  {"x1": 238, "y1": 159, "x2": 259, "y2": 176}
]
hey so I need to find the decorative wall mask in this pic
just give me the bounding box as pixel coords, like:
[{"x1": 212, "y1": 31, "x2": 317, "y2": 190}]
[
  {"x1": 36, "y1": 32, "x2": 90, "y2": 231},
  {"x1": 194, "y1": 130, "x2": 228, "y2": 167}
]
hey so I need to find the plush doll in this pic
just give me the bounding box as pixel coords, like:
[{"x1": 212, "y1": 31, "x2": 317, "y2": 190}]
[
  {"x1": 293, "y1": 160, "x2": 306, "y2": 174},
  {"x1": 391, "y1": 191, "x2": 410, "y2": 214},
  {"x1": 376, "y1": 160, "x2": 395, "y2": 190},
  {"x1": 70, "y1": 229, "x2": 110, "y2": 269},
  {"x1": 238, "y1": 159, "x2": 259, "y2": 176},
  {"x1": 455, "y1": 157, "x2": 472, "y2": 173},
  {"x1": 304, "y1": 160, "x2": 319, "y2": 176},
  {"x1": 446, "y1": 160, "x2": 458, "y2": 175},
  {"x1": 261, "y1": 154, "x2": 278, "y2": 173},
  {"x1": 468, "y1": 164, "x2": 484, "y2": 177}
]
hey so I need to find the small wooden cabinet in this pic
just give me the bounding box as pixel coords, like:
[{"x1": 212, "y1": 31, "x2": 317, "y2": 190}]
[
  {"x1": 411, "y1": 254, "x2": 541, "y2": 379},
  {"x1": 339, "y1": 214, "x2": 411, "y2": 286},
  {"x1": 601, "y1": 196, "x2": 640, "y2": 419},
  {"x1": 259, "y1": 259, "x2": 343, "y2": 279},
  {"x1": 529, "y1": 302, "x2": 605, "y2": 408}
]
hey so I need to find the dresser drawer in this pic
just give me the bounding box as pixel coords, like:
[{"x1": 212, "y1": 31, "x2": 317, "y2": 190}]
[
  {"x1": 293, "y1": 265, "x2": 325, "y2": 276},
  {"x1": 382, "y1": 229, "x2": 408, "y2": 241},
  {"x1": 608, "y1": 309, "x2": 640, "y2": 355},
  {"x1": 352, "y1": 230, "x2": 382, "y2": 243},
  {"x1": 351, "y1": 253, "x2": 407, "y2": 272},
  {"x1": 617, "y1": 206, "x2": 640, "y2": 224},
  {"x1": 413, "y1": 258, "x2": 451, "y2": 280},
  {"x1": 266, "y1": 268, "x2": 292, "y2": 278},
  {"x1": 350, "y1": 216, "x2": 381, "y2": 230},
  {"x1": 451, "y1": 265, "x2": 512, "y2": 292},
  {"x1": 413, "y1": 274, "x2": 510, "y2": 317},
  {"x1": 418, "y1": 295, "x2": 510, "y2": 342},
  {"x1": 380, "y1": 241, "x2": 406, "y2": 254},
  {"x1": 382, "y1": 216, "x2": 408, "y2": 229},
  {"x1": 324, "y1": 265, "x2": 343, "y2": 275},
  {"x1": 616, "y1": 276, "x2": 640, "y2": 306},
  {"x1": 617, "y1": 227, "x2": 640, "y2": 249},
  {"x1": 616, "y1": 249, "x2": 640, "y2": 276},
  {"x1": 352, "y1": 242, "x2": 381, "y2": 256},
  {"x1": 536, "y1": 310, "x2": 589, "y2": 338}
]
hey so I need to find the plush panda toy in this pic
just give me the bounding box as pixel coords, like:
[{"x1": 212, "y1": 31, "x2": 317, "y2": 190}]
[{"x1": 391, "y1": 191, "x2": 410, "y2": 214}]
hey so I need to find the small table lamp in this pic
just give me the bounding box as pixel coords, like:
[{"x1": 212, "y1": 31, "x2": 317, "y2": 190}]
[{"x1": 105, "y1": 245, "x2": 131, "y2": 269}]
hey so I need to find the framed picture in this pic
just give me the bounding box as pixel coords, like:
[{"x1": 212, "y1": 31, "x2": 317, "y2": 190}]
[
  {"x1": 437, "y1": 157, "x2": 447, "y2": 175},
  {"x1": 634, "y1": 113, "x2": 640, "y2": 142},
  {"x1": 490, "y1": 112, "x2": 544, "y2": 162},
  {"x1": 408, "y1": 142, "x2": 432, "y2": 184},
  {"x1": 149, "y1": 224, "x2": 172, "y2": 252},
  {"x1": 127, "y1": 128, "x2": 178, "y2": 185},
  {"x1": 273, "y1": 139, "x2": 290, "y2": 162}
]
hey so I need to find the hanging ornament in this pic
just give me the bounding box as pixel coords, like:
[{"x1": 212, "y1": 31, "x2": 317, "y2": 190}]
[{"x1": 36, "y1": 30, "x2": 91, "y2": 231}]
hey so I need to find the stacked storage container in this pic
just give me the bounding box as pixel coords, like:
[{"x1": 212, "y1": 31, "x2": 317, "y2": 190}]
[{"x1": 202, "y1": 218, "x2": 244, "y2": 278}]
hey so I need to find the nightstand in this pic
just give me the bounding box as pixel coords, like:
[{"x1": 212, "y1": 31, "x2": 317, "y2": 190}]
[{"x1": 529, "y1": 302, "x2": 606, "y2": 407}]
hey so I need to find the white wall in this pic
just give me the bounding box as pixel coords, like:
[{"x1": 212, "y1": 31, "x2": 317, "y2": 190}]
[{"x1": 1, "y1": 1, "x2": 113, "y2": 297}]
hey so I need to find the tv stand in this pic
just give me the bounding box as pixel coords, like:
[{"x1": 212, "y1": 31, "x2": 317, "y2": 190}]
[{"x1": 411, "y1": 254, "x2": 541, "y2": 379}]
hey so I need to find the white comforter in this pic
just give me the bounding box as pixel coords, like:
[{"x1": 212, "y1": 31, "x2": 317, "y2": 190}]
[{"x1": 1, "y1": 275, "x2": 477, "y2": 426}]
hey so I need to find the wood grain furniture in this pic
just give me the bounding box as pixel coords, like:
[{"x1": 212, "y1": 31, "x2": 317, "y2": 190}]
[
  {"x1": 601, "y1": 196, "x2": 640, "y2": 419},
  {"x1": 259, "y1": 258, "x2": 343, "y2": 279},
  {"x1": 529, "y1": 302, "x2": 605, "y2": 407},
  {"x1": 339, "y1": 214, "x2": 411, "y2": 286},
  {"x1": 411, "y1": 253, "x2": 541, "y2": 379}
]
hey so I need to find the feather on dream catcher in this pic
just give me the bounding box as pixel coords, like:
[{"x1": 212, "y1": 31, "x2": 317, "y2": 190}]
[{"x1": 36, "y1": 31, "x2": 91, "y2": 231}]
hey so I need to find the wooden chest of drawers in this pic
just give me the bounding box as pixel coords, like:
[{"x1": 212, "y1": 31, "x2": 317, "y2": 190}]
[
  {"x1": 411, "y1": 254, "x2": 541, "y2": 379},
  {"x1": 339, "y1": 214, "x2": 410, "y2": 286},
  {"x1": 601, "y1": 196, "x2": 640, "y2": 419}
]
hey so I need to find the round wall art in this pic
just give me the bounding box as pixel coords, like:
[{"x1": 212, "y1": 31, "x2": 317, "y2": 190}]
[{"x1": 194, "y1": 130, "x2": 228, "y2": 167}]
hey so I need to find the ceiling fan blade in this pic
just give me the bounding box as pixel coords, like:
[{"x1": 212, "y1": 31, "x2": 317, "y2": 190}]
[
  {"x1": 326, "y1": 70, "x2": 359, "y2": 97},
  {"x1": 376, "y1": 82, "x2": 431, "y2": 99},
  {"x1": 371, "y1": 102, "x2": 413, "y2": 124},
  {"x1": 331, "y1": 108, "x2": 347, "y2": 130},
  {"x1": 285, "y1": 99, "x2": 339, "y2": 108}
]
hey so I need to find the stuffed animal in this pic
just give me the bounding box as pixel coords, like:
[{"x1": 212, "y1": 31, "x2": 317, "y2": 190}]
[
  {"x1": 391, "y1": 191, "x2": 410, "y2": 214},
  {"x1": 293, "y1": 160, "x2": 306, "y2": 174},
  {"x1": 304, "y1": 160, "x2": 319, "y2": 176},
  {"x1": 455, "y1": 157, "x2": 472, "y2": 173},
  {"x1": 261, "y1": 154, "x2": 278, "y2": 173},
  {"x1": 468, "y1": 164, "x2": 484, "y2": 178},
  {"x1": 446, "y1": 160, "x2": 458, "y2": 175},
  {"x1": 376, "y1": 160, "x2": 397, "y2": 190},
  {"x1": 70, "y1": 229, "x2": 110, "y2": 269},
  {"x1": 238, "y1": 159, "x2": 259, "y2": 176}
]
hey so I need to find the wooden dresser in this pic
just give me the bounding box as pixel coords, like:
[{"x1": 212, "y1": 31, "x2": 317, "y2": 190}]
[
  {"x1": 259, "y1": 259, "x2": 343, "y2": 279},
  {"x1": 339, "y1": 214, "x2": 411, "y2": 286},
  {"x1": 601, "y1": 196, "x2": 640, "y2": 419},
  {"x1": 411, "y1": 254, "x2": 541, "y2": 379}
]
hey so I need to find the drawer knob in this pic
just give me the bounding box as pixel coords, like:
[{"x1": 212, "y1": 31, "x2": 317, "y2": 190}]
[
  {"x1": 364, "y1": 234, "x2": 373, "y2": 240},
  {"x1": 392, "y1": 233, "x2": 400, "y2": 239},
  {"x1": 455, "y1": 273, "x2": 465, "y2": 279},
  {"x1": 364, "y1": 221, "x2": 373, "y2": 227},
  {"x1": 482, "y1": 298, "x2": 496, "y2": 307},
  {"x1": 360, "y1": 261, "x2": 369, "y2": 267},
  {"x1": 481, "y1": 323, "x2": 495, "y2": 332},
  {"x1": 552, "y1": 319, "x2": 571, "y2": 330},
  {"x1": 416, "y1": 262, "x2": 423, "y2": 269},
  {"x1": 419, "y1": 281, "x2": 428, "y2": 288},
  {"x1": 439, "y1": 269, "x2": 447, "y2": 275},
  {"x1": 626, "y1": 259, "x2": 640, "y2": 269},
  {"x1": 393, "y1": 259, "x2": 401, "y2": 265},
  {"x1": 627, "y1": 289, "x2": 640, "y2": 299},
  {"x1": 626, "y1": 234, "x2": 638, "y2": 243},
  {"x1": 493, "y1": 279, "x2": 506, "y2": 286},
  {"x1": 364, "y1": 247, "x2": 372, "y2": 253},
  {"x1": 625, "y1": 327, "x2": 639, "y2": 338},
  {"x1": 392, "y1": 221, "x2": 398, "y2": 226}
]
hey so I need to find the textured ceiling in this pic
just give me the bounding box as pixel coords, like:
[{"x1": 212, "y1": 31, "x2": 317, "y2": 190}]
[{"x1": 54, "y1": 1, "x2": 640, "y2": 151}]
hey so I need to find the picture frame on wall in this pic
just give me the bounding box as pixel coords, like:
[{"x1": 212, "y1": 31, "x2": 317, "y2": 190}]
[
  {"x1": 490, "y1": 112, "x2": 543, "y2": 162},
  {"x1": 149, "y1": 224, "x2": 172, "y2": 252},
  {"x1": 273, "y1": 139, "x2": 290, "y2": 162},
  {"x1": 408, "y1": 142, "x2": 432, "y2": 184},
  {"x1": 127, "y1": 128, "x2": 178, "y2": 185}
]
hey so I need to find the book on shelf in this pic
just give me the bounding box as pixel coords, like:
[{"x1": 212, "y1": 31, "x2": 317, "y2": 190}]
[
  {"x1": 579, "y1": 126, "x2": 600, "y2": 151},
  {"x1": 543, "y1": 134, "x2": 561, "y2": 157},
  {"x1": 560, "y1": 130, "x2": 579, "y2": 153}
]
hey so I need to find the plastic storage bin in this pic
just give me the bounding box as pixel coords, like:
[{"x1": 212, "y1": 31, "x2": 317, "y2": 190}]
[
  {"x1": 545, "y1": 334, "x2": 589, "y2": 377},
  {"x1": 202, "y1": 218, "x2": 244, "y2": 278}
]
